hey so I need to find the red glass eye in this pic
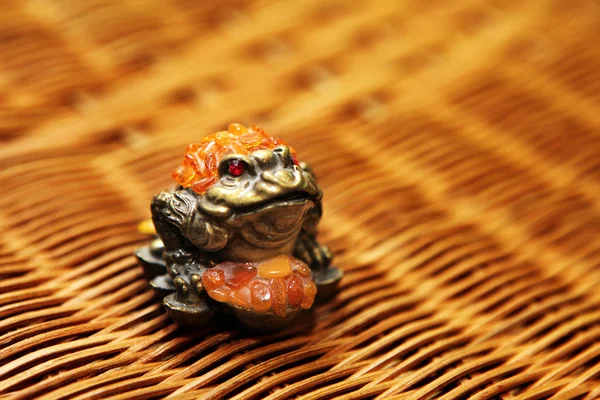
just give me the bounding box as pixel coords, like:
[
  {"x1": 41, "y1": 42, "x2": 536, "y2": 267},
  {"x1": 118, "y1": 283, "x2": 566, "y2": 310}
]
[{"x1": 228, "y1": 159, "x2": 245, "y2": 176}]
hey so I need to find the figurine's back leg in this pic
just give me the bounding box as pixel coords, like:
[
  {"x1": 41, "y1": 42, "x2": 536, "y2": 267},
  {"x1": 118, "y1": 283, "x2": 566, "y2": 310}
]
[
  {"x1": 135, "y1": 237, "x2": 167, "y2": 280},
  {"x1": 134, "y1": 238, "x2": 175, "y2": 299},
  {"x1": 150, "y1": 191, "x2": 213, "y2": 326}
]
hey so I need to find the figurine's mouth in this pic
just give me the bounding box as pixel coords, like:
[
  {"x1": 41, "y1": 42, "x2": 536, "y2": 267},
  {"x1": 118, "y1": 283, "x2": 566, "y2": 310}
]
[
  {"x1": 231, "y1": 191, "x2": 314, "y2": 217},
  {"x1": 232, "y1": 192, "x2": 314, "y2": 244}
]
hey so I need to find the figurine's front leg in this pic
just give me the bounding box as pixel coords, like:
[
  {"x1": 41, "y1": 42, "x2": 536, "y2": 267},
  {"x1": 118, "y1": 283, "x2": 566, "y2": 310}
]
[
  {"x1": 294, "y1": 233, "x2": 333, "y2": 272},
  {"x1": 294, "y1": 232, "x2": 341, "y2": 303},
  {"x1": 292, "y1": 200, "x2": 331, "y2": 272},
  {"x1": 150, "y1": 189, "x2": 228, "y2": 326},
  {"x1": 293, "y1": 199, "x2": 342, "y2": 303}
]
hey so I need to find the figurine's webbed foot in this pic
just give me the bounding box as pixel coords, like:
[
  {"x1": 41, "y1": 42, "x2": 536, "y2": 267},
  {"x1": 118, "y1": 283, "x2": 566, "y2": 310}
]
[
  {"x1": 135, "y1": 243, "x2": 165, "y2": 281},
  {"x1": 151, "y1": 274, "x2": 175, "y2": 299},
  {"x1": 313, "y1": 266, "x2": 343, "y2": 303},
  {"x1": 135, "y1": 240, "x2": 175, "y2": 299},
  {"x1": 164, "y1": 293, "x2": 212, "y2": 326}
]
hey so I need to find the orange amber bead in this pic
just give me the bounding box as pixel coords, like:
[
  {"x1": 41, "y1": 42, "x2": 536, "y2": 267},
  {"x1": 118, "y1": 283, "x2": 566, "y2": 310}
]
[
  {"x1": 249, "y1": 125, "x2": 267, "y2": 137},
  {"x1": 201, "y1": 140, "x2": 219, "y2": 155},
  {"x1": 186, "y1": 143, "x2": 202, "y2": 153},
  {"x1": 230, "y1": 286, "x2": 251, "y2": 309},
  {"x1": 238, "y1": 132, "x2": 262, "y2": 147},
  {"x1": 301, "y1": 281, "x2": 317, "y2": 309},
  {"x1": 292, "y1": 260, "x2": 311, "y2": 277},
  {"x1": 250, "y1": 280, "x2": 272, "y2": 313},
  {"x1": 185, "y1": 152, "x2": 202, "y2": 170},
  {"x1": 191, "y1": 176, "x2": 217, "y2": 193},
  {"x1": 202, "y1": 269, "x2": 225, "y2": 290},
  {"x1": 261, "y1": 137, "x2": 275, "y2": 148},
  {"x1": 214, "y1": 131, "x2": 231, "y2": 146},
  {"x1": 172, "y1": 164, "x2": 197, "y2": 186},
  {"x1": 258, "y1": 255, "x2": 293, "y2": 279},
  {"x1": 269, "y1": 278, "x2": 287, "y2": 317},
  {"x1": 223, "y1": 264, "x2": 256, "y2": 289},
  {"x1": 208, "y1": 286, "x2": 231, "y2": 303},
  {"x1": 204, "y1": 153, "x2": 217, "y2": 173},
  {"x1": 286, "y1": 275, "x2": 304, "y2": 307},
  {"x1": 222, "y1": 141, "x2": 247, "y2": 155}
]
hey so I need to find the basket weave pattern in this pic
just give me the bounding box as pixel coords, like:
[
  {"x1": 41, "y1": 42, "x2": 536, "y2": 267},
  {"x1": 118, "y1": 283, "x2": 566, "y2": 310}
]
[{"x1": 1, "y1": 0, "x2": 600, "y2": 398}]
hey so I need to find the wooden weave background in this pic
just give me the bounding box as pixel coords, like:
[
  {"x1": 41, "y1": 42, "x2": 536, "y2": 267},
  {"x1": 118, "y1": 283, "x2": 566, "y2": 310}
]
[{"x1": 1, "y1": 0, "x2": 600, "y2": 398}]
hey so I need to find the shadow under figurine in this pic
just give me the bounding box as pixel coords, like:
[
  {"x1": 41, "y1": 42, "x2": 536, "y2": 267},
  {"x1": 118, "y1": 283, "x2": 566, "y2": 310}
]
[{"x1": 135, "y1": 123, "x2": 342, "y2": 332}]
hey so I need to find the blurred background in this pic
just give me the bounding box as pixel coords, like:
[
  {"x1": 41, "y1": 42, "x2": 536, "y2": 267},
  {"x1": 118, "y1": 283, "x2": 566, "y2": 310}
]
[
  {"x1": 1, "y1": 0, "x2": 598, "y2": 156},
  {"x1": 1, "y1": 0, "x2": 600, "y2": 398}
]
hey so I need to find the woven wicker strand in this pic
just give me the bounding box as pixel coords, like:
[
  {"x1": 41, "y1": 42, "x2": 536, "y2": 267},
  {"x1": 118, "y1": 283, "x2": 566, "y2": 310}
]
[{"x1": 1, "y1": 0, "x2": 600, "y2": 398}]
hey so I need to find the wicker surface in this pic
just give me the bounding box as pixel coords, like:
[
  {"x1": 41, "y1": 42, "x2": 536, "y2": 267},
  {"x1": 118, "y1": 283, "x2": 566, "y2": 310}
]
[{"x1": 1, "y1": 0, "x2": 600, "y2": 398}]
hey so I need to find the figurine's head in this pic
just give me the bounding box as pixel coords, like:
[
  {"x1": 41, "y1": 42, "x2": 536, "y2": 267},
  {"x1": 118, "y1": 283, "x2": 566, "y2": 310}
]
[{"x1": 172, "y1": 124, "x2": 321, "y2": 224}]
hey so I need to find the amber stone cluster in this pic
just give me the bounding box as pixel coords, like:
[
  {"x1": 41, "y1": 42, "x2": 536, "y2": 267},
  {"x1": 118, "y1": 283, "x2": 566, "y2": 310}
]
[
  {"x1": 172, "y1": 123, "x2": 299, "y2": 194},
  {"x1": 202, "y1": 255, "x2": 317, "y2": 317}
]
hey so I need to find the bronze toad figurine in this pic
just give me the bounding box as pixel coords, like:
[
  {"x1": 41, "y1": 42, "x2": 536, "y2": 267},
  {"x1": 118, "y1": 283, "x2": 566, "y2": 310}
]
[{"x1": 136, "y1": 123, "x2": 342, "y2": 331}]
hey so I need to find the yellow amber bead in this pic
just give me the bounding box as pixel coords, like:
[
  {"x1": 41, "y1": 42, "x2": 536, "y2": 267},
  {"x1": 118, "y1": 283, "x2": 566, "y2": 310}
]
[
  {"x1": 258, "y1": 255, "x2": 293, "y2": 279},
  {"x1": 137, "y1": 219, "x2": 156, "y2": 235},
  {"x1": 228, "y1": 122, "x2": 248, "y2": 135}
]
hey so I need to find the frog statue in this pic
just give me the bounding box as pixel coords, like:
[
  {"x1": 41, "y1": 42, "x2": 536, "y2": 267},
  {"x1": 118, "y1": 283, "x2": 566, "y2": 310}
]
[{"x1": 135, "y1": 123, "x2": 342, "y2": 331}]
